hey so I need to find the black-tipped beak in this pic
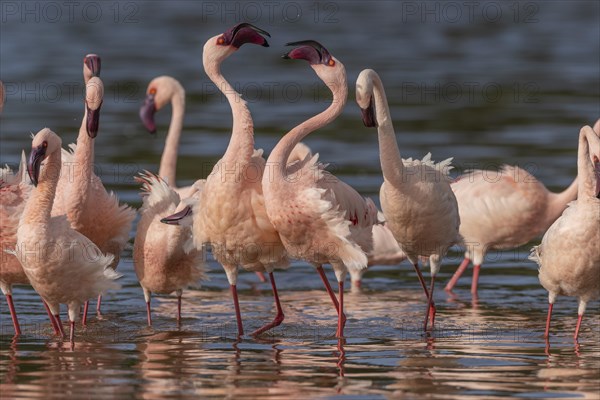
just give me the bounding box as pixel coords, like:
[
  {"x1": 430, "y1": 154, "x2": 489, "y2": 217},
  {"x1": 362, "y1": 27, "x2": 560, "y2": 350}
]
[
  {"x1": 360, "y1": 96, "x2": 377, "y2": 128},
  {"x1": 27, "y1": 145, "x2": 46, "y2": 187},
  {"x1": 84, "y1": 54, "x2": 101, "y2": 77},
  {"x1": 86, "y1": 100, "x2": 102, "y2": 138},
  {"x1": 139, "y1": 94, "x2": 157, "y2": 134},
  {"x1": 228, "y1": 23, "x2": 271, "y2": 48},
  {"x1": 161, "y1": 205, "x2": 192, "y2": 225}
]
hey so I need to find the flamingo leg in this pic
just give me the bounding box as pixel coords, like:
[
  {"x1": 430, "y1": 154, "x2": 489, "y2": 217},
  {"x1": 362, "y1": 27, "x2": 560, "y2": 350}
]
[
  {"x1": 69, "y1": 320, "x2": 75, "y2": 349},
  {"x1": 230, "y1": 284, "x2": 244, "y2": 337},
  {"x1": 82, "y1": 301, "x2": 89, "y2": 326},
  {"x1": 444, "y1": 257, "x2": 470, "y2": 292},
  {"x1": 424, "y1": 275, "x2": 436, "y2": 332},
  {"x1": 43, "y1": 301, "x2": 61, "y2": 335},
  {"x1": 146, "y1": 301, "x2": 152, "y2": 326},
  {"x1": 336, "y1": 281, "x2": 346, "y2": 338},
  {"x1": 544, "y1": 303, "x2": 553, "y2": 338},
  {"x1": 177, "y1": 295, "x2": 182, "y2": 323},
  {"x1": 5, "y1": 295, "x2": 21, "y2": 336},
  {"x1": 255, "y1": 271, "x2": 266, "y2": 283},
  {"x1": 471, "y1": 264, "x2": 481, "y2": 294},
  {"x1": 574, "y1": 314, "x2": 583, "y2": 340},
  {"x1": 54, "y1": 314, "x2": 65, "y2": 337},
  {"x1": 96, "y1": 294, "x2": 102, "y2": 315},
  {"x1": 412, "y1": 263, "x2": 436, "y2": 322},
  {"x1": 316, "y1": 266, "x2": 340, "y2": 312},
  {"x1": 251, "y1": 272, "x2": 285, "y2": 336}
]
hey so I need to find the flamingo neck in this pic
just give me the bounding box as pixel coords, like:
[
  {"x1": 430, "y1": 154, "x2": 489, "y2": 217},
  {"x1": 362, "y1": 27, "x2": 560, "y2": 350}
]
[
  {"x1": 544, "y1": 176, "x2": 578, "y2": 226},
  {"x1": 22, "y1": 150, "x2": 60, "y2": 225},
  {"x1": 69, "y1": 107, "x2": 94, "y2": 223},
  {"x1": 158, "y1": 91, "x2": 185, "y2": 186},
  {"x1": 369, "y1": 72, "x2": 404, "y2": 185},
  {"x1": 577, "y1": 128, "x2": 598, "y2": 200},
  {"x1": 204, "y1": 59, "x2": 255, "y2": 163},
  {"x1": 267, "y1": 71, "x2": 348, "y2": 180}
]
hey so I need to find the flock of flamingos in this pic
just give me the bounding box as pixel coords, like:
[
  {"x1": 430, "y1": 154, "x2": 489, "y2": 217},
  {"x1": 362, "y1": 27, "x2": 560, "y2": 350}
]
[{"x1": 1, "y1": 23, "x2": 599, "y2": 348}]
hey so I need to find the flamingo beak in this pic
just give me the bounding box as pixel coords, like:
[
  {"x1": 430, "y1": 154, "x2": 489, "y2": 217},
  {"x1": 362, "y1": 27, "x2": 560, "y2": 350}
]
[
  {"x1": 86, "y1": 100, "x2": 102, "y2": 138},
  {"x1": 161, "y1": 205, "x2": 192, "y2": 225},
  {"x1": 140, "y1": 94, "x2": 157, "y2": 134},
  {"x1": 224, "y1": 23, "x2": 271, "y2": 48},
  {"x1": 84, "y1": 54, "x2": 101, "y2": 77},
  {"x1": 360, "y1": 96, "x2": 377, "y2": 128},
  {"x1": 27, "y1": 144, "x2": 46, "y2": 187}
]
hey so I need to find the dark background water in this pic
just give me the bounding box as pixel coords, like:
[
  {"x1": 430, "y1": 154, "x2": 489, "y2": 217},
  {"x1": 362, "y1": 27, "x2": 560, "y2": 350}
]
[{"x1": 1, "y1": 1, "x2": 599, "y2": 398}]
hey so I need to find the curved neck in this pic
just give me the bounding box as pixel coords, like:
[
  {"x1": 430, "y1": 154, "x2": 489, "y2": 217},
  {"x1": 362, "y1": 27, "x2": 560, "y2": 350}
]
[
  {"x1": 268, "y1": 69, "x2": 348, "y2": 179},
  {"x1": 22, "y1": 150, "x2": 60, "y2": 225},
  {"x1": 577, "y1": 127, "x2": 599, "y2": 200},
  {"x1": 68, "y1": 107, "x2": 94, "y2": 221},
  {"x1": 368, "y1": 72, "x2": 404, "y2": 184},
  {"x1": 158, "y1": 91, "x2": 185, "y2": 186},
  {"x1": 544, "y1": 176, "x2": 578, "y2": 225},
  {"x1": 204, "y1": 54, "x2": 254, "y2": 163}
]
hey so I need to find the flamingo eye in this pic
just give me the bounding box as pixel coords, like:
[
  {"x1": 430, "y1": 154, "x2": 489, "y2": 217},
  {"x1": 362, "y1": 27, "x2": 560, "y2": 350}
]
[
  {"x1": 217, "y1": 36, "x2": 225, "y2": 45},
  {"x1": 327, "y1": 59, "x2": 335, "y2": 66},
  {"x1": 42, "y1": 141, "x2": 48, "y2": 148},
  {"x1": 149, "y1": 88, "x2": 157, "y2": 95}
]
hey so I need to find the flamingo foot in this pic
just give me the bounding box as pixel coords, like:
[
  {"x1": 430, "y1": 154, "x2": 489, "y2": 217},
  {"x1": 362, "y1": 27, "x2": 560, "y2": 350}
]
[
  {"x1": 471, "y1": 264, "x2": 481, "y2": 295},
  {"x1": 230, "y1": 284, "x2": 244, "y2": 337},
  {"x1": 82, "y1": 301, "x2": 89, "y2": 326},
  {"x1": 5, "y1": 295, "x2": 21, "y2": 336},
  {"x1": 424, "y1": 276, "x2": 436, "y2": 332},
  {"x1": 445, "y1": 258, "x2": 470, "y2": 292},
  {"x1": 146, "y1": 301, "x2": 152, "y2": 326},
  {"x1": 251, "y1": 272, "x2": 285, "y2": 336},
  {"x1": 544, "y1": 303, "x2": 553, "y2": 338}
]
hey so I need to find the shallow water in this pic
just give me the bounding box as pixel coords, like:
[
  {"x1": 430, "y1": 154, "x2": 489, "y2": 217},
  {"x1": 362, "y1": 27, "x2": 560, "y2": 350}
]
[{"x1": 1, "y1": 1, "x2": 599, "y2": 398}]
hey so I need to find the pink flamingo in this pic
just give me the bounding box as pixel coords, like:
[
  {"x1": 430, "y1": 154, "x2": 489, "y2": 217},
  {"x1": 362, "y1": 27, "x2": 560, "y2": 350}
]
[
  {"x1": 135, "y1": 76, "x2": 205, "y2": 325},
  {"x1": 355, "y1": 68, "x2": 460, "y2": 332},
  {"x1": 16, "y1": 128, "x2": 121, "y2": 348},
  {"x1": 530, "y1": 124, "x2": 600, "y2": 341},
  {"x1": 262, "y1": 41, "x2": 379, "y2": 338},
  {"x1": 190, "y1": 23, "x2": 289, "y2": 337},
  {"x1": 446, "y1": 121, "x2": 599, "y2": 295},
  {"x1": 54, "y1": 59, "x2": 135, "y2": 321}
]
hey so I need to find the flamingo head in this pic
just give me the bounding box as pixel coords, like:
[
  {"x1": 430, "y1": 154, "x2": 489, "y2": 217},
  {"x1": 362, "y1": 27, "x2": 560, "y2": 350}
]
[
  {"x1": 204, "y1": 23, "x2": 270, "y2": 64},
  {"x1": 28, "y1": 128, "x2": 61, "y2": 187},
  {"x1": 83, "y1": 54, "x2": 101, "y2": 82},
  {"x1": 282, "y1": 40, "x2": 346, "y2": 95},
  {"x1": 355, "y1": 70, "x2": 378, "y2": 128},
  {"x1": 359, "y1": 96, "x2": 377, "y2": 128},
  {"x1": 85, "y1": 77, "x2": 104, "y2": 138},
  {"x1": 139, "y1": 76, "x2": 184, "y2": 135}
]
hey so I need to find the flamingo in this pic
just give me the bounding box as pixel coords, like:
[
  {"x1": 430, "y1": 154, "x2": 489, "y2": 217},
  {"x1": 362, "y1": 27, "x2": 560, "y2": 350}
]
[
  {"x1": 530, "y1": 124, "x2": 600, "y2": 341},
  {"x1": 53, "y1": 57, "x2": 135, "y2": 321},
  {"x1": 445, "y1": 120, "x2": 599, "y2": 295},
  {"x1": 355, "y1": 68, "x2": 460, "y2": 332},
  {"x1": 15, "y1": 128, "x2": 121, "y2": 348},
  {"x1": 189, "y1": 23, "x2": 290, "y2": 337},
  {"x1": 262, "y1": 41, "x2": 379, "y2": 338},
  {"x1": 134, "y1": 75, "x2": 205, "y2": 325}
]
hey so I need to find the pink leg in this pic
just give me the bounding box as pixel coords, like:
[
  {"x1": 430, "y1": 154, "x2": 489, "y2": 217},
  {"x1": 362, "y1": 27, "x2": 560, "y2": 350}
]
[
  {"x1": 69, "y1": 321, "x2": 75, "y2": 349},
  {"x1": 424, "y1": 275, "x2": 436, "y2": 332},
  {"x1": 336, "y1": 281, "x2": 346, "y2": 338},
  {"x1": 574, "y1": 314, "x2": 583, "y2": 340},
  {"x1": 96, "y1": 294, "x2": 102, "y2": 315},
  {"x1": 471, "y1": 264, "x2": 481, "y2": 295},
  {"x1": 5, "y1": 295, "x2": 21, "y2": 336},
  {"x1": 317, "y1": 266, "x2": 340, "y2": 312},
  {"x1": 444, "y1": 258, "x2": 470, "y2": 292},
  {"x1": 544, "y1": 303, "x2": 553, "y2": 338},
  {"x1": 177, "y1": 295, "x2": 182, "y2": 323},
  {"x1": 82, "y1": 301, "x2": 89, "y2": 326},
  {"x1": 54, "y1": 314, "x2": 65, "y2": 337},
  {"x1": 255, "y1": 272, "x2": 266, "y2": 283},
  {"x1": 43, "y1": 301, "x2": 61, "y2": 335},
  {"x1": 353, "y1": 280, "x2": 362, "y2": 289},
  {"x1": 412, "y1": 263, "x2": 436, "y2": 322},
  {"x1": 251, "y1": 272, "x2": 285, "y2": 336},
  {"x1": 146, "y1": 301, "x2": 152, "y2": 326},
  {"x1": 230, "y1": 284, "x2": 244, "y2": 336}
]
